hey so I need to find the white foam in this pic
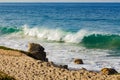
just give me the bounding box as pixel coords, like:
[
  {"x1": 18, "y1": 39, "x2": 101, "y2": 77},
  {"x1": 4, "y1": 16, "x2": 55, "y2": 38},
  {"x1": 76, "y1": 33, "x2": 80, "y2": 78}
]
[
  {"x1": 22, "y1": 24, "x2": 88, "y2": 43},
  {"x1": 64, "y1": 30, "x2": 87, "y2": 43}
]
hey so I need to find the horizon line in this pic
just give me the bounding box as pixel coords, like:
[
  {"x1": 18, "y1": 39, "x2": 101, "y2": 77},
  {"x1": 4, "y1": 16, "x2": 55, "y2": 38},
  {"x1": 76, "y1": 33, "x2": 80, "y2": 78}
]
[{"x1": 0, "y1": 2, "x2": 120, "y2": 3}]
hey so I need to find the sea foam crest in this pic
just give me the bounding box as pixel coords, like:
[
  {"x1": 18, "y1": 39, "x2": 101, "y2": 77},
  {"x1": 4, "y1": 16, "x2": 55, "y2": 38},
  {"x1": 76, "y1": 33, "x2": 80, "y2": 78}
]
[
  {"x1": 22, "y1": 25, "x2": 88, "y2": 43},
  {"x1": 63, "y1": 30, "x2": 87, "y2": 43}
]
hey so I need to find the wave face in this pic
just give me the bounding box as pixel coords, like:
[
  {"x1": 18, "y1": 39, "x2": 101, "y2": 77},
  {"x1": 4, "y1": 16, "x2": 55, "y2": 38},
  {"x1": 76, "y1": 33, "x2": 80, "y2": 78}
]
[
  {"x1": 0, "y1": 26, "x2": 20, "y2": 35},
  {"x1": 82, "y1": 34, "x2": 120, "y2": 49}
]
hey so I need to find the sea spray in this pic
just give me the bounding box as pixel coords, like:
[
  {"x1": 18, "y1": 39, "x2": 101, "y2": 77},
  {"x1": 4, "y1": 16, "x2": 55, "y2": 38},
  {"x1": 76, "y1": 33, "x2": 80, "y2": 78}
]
[
  {"x1": 63, "y1": 29, "x2": 88, "y2": 43},
  {"x1": 22, "y1": 24, "x2": 88, "y2": 43},
  {"x1": 23, "y1": 24, "x2": 66, "y2": 41}
]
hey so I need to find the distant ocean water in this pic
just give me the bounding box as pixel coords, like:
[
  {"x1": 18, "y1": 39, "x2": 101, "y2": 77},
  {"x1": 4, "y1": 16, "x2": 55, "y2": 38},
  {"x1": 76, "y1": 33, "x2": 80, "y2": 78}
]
[{"x1": 0, "y1": 3, "x2": 120, "y2": 72}]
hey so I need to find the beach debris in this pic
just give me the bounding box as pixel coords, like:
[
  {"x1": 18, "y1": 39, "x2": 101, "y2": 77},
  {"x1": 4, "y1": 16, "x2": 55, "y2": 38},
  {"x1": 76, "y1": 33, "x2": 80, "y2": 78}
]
[
  {"x1": 74, "y1": 59, "x2": 83, "y2": 64},
  {"x1": 28, "y1": 43, "x2": 48, "y2": 61},
  {"x1": 100, "y1": 68, "x2": 118, "y2": 75}
]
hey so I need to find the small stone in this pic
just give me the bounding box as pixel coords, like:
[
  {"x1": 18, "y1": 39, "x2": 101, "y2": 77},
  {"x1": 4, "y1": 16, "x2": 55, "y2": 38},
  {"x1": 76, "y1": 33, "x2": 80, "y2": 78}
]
[
  {"x1": 74, "y1": 59, "x2": 83, "y2": 64},
  {"x1": 59, "y1": 65, "x2": 68, "y2": 69},
  {"x1": 100, "y1": 68, "x2": 118, "y2": 75}
]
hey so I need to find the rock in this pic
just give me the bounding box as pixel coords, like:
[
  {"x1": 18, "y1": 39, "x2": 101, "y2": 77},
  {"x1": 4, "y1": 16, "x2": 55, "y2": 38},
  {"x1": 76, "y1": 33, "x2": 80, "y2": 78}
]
[
  {"x1": 28, "y1": 43, "x2": 48, "y2": 61},
  {"x1": 49, "y1": 62, "x2": 68, "y2": 69},
  {"x1": 59, "y1": 65, "x2": 68, "y2": 69},
  {"x1": 74, "y1": 59, "x2": 83, "y2": 64},
  {"x1": 28, "y1": 43, "x2": 44, "y2": 53},
  {"x1": 100, "y1": 68, "x2": 118, "y2": 75}
]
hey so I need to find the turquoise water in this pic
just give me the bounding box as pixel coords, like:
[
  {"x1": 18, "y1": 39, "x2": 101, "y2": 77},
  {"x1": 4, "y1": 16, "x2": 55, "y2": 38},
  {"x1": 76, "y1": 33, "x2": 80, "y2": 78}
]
[{"x1": 0, "y1": 3, "x2": 120, "y2": 72}]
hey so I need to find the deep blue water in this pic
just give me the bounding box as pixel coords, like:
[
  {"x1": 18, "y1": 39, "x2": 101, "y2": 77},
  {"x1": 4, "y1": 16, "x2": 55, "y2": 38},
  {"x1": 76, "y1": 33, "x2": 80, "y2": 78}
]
[
  {"x1": 0, "y1": 3, "x2": 120, "y2": 32},
  {"x1": 0, "y1": 3, "x2": 120, "y2": 49}
]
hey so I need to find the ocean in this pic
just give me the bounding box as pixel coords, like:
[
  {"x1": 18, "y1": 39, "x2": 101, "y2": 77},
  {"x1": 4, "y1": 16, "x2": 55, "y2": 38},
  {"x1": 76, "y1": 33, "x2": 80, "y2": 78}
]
[{"x1": 0, "y1": 3, "x2": 120, "y2": 72}]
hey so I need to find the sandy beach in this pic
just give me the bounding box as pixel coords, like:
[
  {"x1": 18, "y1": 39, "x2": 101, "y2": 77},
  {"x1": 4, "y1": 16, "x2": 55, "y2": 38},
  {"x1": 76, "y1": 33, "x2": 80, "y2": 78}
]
[{"x1": 0, "y1": 46, "x2": 120, "y2": 80}]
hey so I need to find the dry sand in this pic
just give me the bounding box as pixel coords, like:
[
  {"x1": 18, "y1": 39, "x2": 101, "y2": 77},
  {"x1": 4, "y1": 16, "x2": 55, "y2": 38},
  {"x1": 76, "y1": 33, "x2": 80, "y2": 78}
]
[{"x1": 0, "y1": 49, "x2": 120, "y2": 80}]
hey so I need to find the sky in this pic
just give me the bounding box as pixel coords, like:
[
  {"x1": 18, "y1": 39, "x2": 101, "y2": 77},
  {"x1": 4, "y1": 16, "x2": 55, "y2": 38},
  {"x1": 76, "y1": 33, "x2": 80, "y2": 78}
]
[{"x1": 0, "y1": 0, "x2": 120, "y2": 2}]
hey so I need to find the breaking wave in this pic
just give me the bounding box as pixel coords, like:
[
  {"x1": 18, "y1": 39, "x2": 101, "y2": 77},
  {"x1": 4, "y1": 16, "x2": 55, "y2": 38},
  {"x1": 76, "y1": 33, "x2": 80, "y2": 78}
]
[{"x1": 1, "y1": 24, "x2": 120, "y2": 49}]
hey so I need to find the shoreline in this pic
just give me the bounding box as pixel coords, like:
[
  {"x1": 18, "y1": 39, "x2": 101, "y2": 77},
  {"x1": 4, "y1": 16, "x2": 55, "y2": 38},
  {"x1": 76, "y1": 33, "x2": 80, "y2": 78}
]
[{"x1": 0, "y1": 45, "x2": 120, "y2": 80}]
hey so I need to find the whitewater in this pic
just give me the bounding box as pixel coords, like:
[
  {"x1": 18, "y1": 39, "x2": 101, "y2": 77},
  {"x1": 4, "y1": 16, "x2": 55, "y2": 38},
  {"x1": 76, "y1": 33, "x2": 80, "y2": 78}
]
[{"x1": 0, "y1": 3, "x2": 120, "y2": 72}]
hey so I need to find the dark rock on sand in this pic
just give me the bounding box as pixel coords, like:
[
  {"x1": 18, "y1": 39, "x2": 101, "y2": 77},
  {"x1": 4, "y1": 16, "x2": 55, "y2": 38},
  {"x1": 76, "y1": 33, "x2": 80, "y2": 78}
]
[
  {"x1": 74, "y1": 59, "x2": 83, "y2": 64},
  {"x1": 100, "y1": 68, "x2": 118, "y2": 75},
  {"x1": 28, "y1": 43, "x2": 44, "y2": 52},
  {"x1": 59, "y1": 65, "x2": 68, "y2": 69},
  {"x1": 28, "y1": 43, "x2": 48, "y2": 61}
]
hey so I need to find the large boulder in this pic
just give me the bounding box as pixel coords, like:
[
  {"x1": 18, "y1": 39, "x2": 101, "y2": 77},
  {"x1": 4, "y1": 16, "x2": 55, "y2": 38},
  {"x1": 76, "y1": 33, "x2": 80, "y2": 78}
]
[
  {"x1": 28, "y1": 43, "x2": 48, "y2": 61},
  {"x1": 74, "y1": 59, "x2": 83, "y2": 64},
  {"x1": 100, "y1": 68, "x2": 118, "y2": 75}
]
